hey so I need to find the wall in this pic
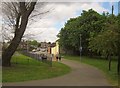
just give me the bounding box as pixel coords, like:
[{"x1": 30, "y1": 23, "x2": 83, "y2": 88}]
[{"x1": 51, "y1": 42, "x2": 59, "y2": 61}]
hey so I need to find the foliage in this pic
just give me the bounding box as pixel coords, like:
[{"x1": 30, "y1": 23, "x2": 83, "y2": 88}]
[
  {"x1": 88, "y1": 16, "x2": 118, "y2": 57},
  {"x1": 58, "y1": 9, "x2": 119, "y2": 58},
  {"x1": 28, "y1": 40, "x2": 40, "y2": 47},
  {"x1": 58, "y1": 9, "x2": 106, "y2": 55},
  {"x1": 88, "y1": 14, "x2": 119, "y2": 72},
  {"x1": 58, "y1": 9, "x2": 119, "y2": 74}
]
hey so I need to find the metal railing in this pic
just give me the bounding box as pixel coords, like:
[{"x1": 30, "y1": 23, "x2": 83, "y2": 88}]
[{"x1": 19, "y1": 50, "x2": 52, "y2": 67}]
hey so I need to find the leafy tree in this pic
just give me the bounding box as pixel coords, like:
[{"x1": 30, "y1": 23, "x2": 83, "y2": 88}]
[
  {"x1": 89, "y1": 15, "x2": 118, "y2": 71},
  {"x1": 58, "y1": 9, "x2": 105, "y2": 55},
  {"x1": 58, "y1": 7, "x2": 119, "y2": 74},
  {"x1": 117, "y1": 14, "x2": 120, "y2": 75},
  {"x1": 28, "y1": 40, "x2": 39, "y2": 47}
]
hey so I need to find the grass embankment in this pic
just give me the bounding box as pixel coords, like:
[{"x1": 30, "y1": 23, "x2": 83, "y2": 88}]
[
  {"x1": 64, "y1": 55, "x2": 118, "y2": 86},
  {"x1": 2, "y1": 53, "x2": 71, "y2": 82}
]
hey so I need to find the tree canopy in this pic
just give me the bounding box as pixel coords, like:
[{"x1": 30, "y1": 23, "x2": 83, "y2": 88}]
[
  {"x1": 58, "y1": 9, "x2": 107, "y2": 55},
  {"x1": 58, "y1": 8, "x2": 119, "y2": 73}
]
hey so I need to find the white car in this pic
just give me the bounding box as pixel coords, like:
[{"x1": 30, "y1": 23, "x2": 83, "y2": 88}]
[{"x1": 32, "y1": 49, "x2": 36, "y2": 52}]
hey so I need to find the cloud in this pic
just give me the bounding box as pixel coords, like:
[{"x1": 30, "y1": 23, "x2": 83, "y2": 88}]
[
  {"x1": 28, "y1": 19, "x2": 55, "y2": 28},
  {"x1": 25, "y1": 2, "x2": 109, "y2": 42},
  {"x1": 24, "y1": 28, "x2": 59, "y2": 43},
  {"x1": 80, "y1": 2, "x2": 109, "y2": 13}
]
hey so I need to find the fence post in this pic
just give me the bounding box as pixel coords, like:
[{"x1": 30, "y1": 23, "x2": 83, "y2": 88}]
[{"x1": 51, "y1": 54, "x2": 52, "y2": 67}]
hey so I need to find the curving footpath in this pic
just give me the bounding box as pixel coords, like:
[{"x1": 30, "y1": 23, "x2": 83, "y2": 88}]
[{"x1": 3, "y1": 59, "x2": 111, "y2": 86}]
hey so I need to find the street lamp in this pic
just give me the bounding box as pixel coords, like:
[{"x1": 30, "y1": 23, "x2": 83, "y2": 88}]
[{"x1": 80, "y1": 34, "x2": 82, "y2": 61}]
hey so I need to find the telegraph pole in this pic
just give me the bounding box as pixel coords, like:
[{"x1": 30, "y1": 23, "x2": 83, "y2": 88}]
[{"x1": 112, "y1": 5, "x2": 114, "y2": 16}]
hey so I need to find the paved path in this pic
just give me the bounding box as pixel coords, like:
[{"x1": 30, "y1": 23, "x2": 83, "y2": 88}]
[{"x1": 3, "y1": 59, "x2": 111, "y2": 86}]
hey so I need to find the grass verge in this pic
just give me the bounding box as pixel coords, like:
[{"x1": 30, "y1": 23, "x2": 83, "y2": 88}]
[
  {"x1": 2, "y1": 53, "x2": 71, "y2": 82},
  {"x1": 64, "y1": 55, "x2": 118, "y2": 86}
]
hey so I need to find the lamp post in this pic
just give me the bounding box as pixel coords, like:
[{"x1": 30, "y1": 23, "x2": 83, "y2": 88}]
[{"x1": 80, "y1": 34, "x2": 82, "y2": 61}]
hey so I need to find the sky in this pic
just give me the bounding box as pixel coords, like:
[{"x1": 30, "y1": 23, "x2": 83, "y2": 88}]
[{"x1": 2, "y1": 1, "x2": 119, "y2": 43}]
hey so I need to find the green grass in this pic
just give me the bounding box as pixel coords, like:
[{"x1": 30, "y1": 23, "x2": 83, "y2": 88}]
[
  {"x1": 2, "y1": 53, "x2": 71, "y2": 82},
  {"x1": 64, "y1": 55, "x2": 118, "y2": 86},
  {"x1": 0, "y1": 67, "x2": 1, "y2": 83}
]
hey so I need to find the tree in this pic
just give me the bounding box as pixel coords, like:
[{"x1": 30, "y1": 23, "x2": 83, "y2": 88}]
[
  {"x1": 89, "y1": 15, "x2": 118, "y2": 71},
  {"x1": 2, "y1": 1, "x2": 37, "y2": 66},
  {"x1": 117, "y1": 14, "x2": 120, "y2": 75},
  {"x1": 58, "y1": 9, "x2": 105, "y2": 55},
  {"x1": 58, "y1": 7, "x2": 119, "y2": 74},
  {"x1": 28, "y1": 40, "x2": 39, "y2": 47}
]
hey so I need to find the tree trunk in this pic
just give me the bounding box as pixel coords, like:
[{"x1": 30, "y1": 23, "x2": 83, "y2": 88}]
[
  {"x1": 108, "y1": 55, "x2": 112, "y2": 71},
  {"x1": 118, "y1": 44, "x2": 120, "y2": 75},
  {"x1": 2, "y1": 37, "x2": 21, "y2": 66},
  {"x1": 118, "y1": 55, "x2": 120, "y2": 75},
  {"x1": 117, "y1": 37, "x2": 120, "y2": 75},
  {"x1": 2, "y1": 16, "x2": 28, "y2": 66},
  {"x1": 106, "y1": 54, "x2": 109, "y2": 60},
  {"x1": 2, "y1": 2, "x2": 36, "y2": 67}
]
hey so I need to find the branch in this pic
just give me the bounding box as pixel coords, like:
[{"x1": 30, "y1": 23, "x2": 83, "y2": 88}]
[
  {"x1": 11, "y1": 2, "x2": 19, "y2": 15},
  {"x1": 29, "y1": 10, "x2": 49, "y2": 18},
  {"x1": 20, "y1": 2, "x2": 27, "y2": 13},
  {"x1": 27, "y1": 1, "x2": 37, "y2": 16},
  {"x1": 7, "y1": 14, "x2": 15, "y2": 25},
  {"x1": 25, "y1": 2, "x2": 32, "y2": 10},
  {"x1": 15, "y1": 13, "x2": 21, "y2": 29}
]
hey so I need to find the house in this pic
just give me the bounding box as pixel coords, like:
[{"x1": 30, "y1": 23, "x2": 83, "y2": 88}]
[
  {"x1": 18, "y1": 40, "x2": 28, "y2": 50},
  {"x1": 40, "y1": 42, "x2": 48, "y2": 48},
  {"x1": 51, "y1": 42, "x2": 59, "y2": 56},
  {"x1": 47, "y1": 41, "x2": 60, "y2": 61}
]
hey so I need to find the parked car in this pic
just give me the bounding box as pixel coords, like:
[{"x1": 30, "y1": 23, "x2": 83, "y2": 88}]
[{"x1": 32, "y1": 49, "x2": 36, "y2": 52}]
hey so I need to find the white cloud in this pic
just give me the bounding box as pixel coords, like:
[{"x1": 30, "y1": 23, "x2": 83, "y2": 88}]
[
  {"x1": 45, "y1": 3, "x2": 81, "y2": 21},
  {"x1": 25, "y1": 2, "x2": 109, "y2": 42},
  {"x1": 28, "y1": 19, "x2": 55, "y2": 28},
  {"x1": 80, "y1": 2, "x2": 109, "y2": 13},
  {"x1": 25, "y1": 28, "x2": 59, "y2": 43}
]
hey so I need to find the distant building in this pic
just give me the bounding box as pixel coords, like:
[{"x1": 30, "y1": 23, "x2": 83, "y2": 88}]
[
  {"x1": 47, "y1": 41, "x2": 60, "y2": 61},
  {"x1": 41, "y1": 42, "x2": 48, "y2": 48},
  {"x1": 18, "y1": 40, "x2": 28, "y2": 50},
  {"x1": 51, "y1": 42, "x2": 59, "y2": 55},
  {"x1": 47, "y1": 43, "x2": 56, "y2": 54}
]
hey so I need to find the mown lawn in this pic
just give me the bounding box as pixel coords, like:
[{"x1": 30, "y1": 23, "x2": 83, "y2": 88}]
[
  {"x1": 2, "y1": 53, "x2": 71, "y2": 82},
  {"x1": 64, "y1": 55, "x2": 118, "y2": 86}
]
